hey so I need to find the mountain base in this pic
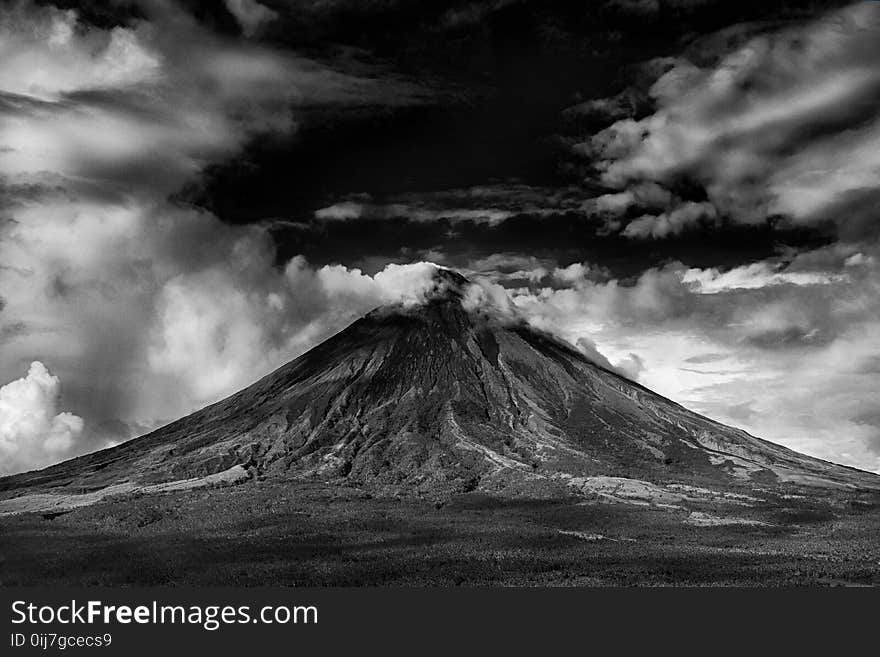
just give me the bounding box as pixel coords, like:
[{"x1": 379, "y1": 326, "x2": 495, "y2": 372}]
[{"x1": 2, "y1": 480, "x2": 878, "y2": 586}]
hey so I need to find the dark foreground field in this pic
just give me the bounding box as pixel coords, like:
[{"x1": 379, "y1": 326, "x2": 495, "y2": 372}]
[{"x1": 1, "y1": 482, "x2": 878, "y2": 586}]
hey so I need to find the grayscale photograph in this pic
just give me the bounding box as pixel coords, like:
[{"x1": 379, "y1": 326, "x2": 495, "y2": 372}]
[{"x1": 1, "y1": 0, "x2": 879, "y2": 589}]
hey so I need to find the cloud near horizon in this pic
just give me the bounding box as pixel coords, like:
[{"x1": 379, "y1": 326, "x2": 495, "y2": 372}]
[
  {"x1": 0, "y1": 361, "x2": 83, "y2": 475},
  {"x1": 471, "y1": 242, "x2": 880, "y2": 473}
]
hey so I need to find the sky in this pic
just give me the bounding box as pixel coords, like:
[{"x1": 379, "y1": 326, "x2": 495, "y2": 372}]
[{"x1": 1, "y1": 0, "x2": 879, "y2": 476}]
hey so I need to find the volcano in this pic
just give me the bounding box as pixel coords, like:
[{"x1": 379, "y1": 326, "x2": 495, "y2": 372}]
[
  {"x1": 2, "y1": 268, "x2": 877, "y2": 512},
  {"x1": 3, "y1": 267, "x2": 879, "y2": 586}
]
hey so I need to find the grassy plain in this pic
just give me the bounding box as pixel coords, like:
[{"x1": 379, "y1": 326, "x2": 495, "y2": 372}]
[{"x1": 2, "y1": 481, "x2": 878, "y2": 586}]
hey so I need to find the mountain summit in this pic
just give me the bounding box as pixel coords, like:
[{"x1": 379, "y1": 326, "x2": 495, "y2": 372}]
[{"x1": 2, "y1": 267, "x2": 877, "y2": 510}]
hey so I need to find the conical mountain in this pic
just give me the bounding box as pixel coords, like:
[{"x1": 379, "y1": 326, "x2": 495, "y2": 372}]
[{"x1": 2, "y1": 268, "x2": 877, "y2": 509}]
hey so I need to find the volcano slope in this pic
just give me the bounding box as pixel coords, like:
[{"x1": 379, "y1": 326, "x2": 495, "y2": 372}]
[{"x1": 1, "y1": 269, "x2": 879, "y2": 585}]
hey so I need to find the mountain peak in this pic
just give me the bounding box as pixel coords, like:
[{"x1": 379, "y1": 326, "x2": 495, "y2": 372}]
[
  {"x1": 373, "y1": 265, "x2": 516, "y2": 326},
  {"x1": 420, "y1": 266, "x2": 470, "y2": 303}
]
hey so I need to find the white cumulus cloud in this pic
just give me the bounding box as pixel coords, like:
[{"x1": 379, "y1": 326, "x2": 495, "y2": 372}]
[{"x1": 0, "y1": 361, "x2": 84, "y2": 475}]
